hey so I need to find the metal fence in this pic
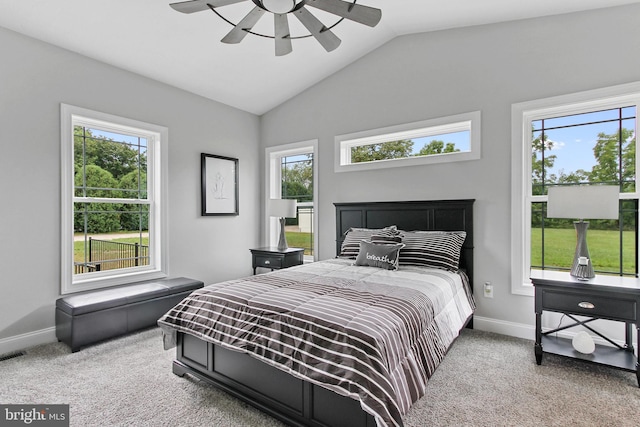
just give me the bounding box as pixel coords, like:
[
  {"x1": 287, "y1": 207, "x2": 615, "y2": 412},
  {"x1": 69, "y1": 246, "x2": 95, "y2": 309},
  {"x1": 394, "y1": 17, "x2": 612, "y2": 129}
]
[{"x1": 74, "y1": 237, "x2": 149, "y2": 274}]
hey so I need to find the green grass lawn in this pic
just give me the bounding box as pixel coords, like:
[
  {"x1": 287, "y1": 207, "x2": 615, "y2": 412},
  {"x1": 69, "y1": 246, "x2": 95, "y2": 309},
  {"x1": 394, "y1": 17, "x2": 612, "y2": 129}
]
[
  {"x1": 286, "y1": 231, "x2": 313, "y2": 255},
  {"x1": 531, "y1": 228, "x2": 635, "y2": 274},
  {"x1": 76, "y1": 229, "x2": 631, "y2": 273}
]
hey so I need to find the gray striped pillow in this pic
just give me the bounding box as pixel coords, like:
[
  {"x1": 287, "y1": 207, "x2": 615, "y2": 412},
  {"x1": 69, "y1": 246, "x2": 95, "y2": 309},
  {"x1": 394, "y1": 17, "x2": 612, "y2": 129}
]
[
  {"x1": 370, "y1": 234, "x2": 403, "y2": 244},
  {"x1": 339, "y1": 226, "x2": 401, "y2": 259},
  {"x1": 399, "y1": 231, "x2": 466, "y2": 271}
]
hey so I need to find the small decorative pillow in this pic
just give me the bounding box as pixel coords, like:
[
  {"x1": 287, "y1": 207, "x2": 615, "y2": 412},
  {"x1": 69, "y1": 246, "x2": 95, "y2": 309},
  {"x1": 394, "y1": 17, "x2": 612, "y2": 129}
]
[
  {"x1": 339, "y1": 226, "x2": 401, "y2": 259},
  {"x1": 399, "y1": 231, "x2": 466, "y2": 271},
  {"x1": 355, "y1": 240, "x2": 405, "y2": 270}
]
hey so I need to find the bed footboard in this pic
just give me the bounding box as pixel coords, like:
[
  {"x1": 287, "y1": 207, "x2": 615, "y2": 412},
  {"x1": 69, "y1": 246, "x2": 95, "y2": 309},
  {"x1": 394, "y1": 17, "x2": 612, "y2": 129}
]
[{"x1": 173, "y1": 331, "x2": 377, "y2": 427}]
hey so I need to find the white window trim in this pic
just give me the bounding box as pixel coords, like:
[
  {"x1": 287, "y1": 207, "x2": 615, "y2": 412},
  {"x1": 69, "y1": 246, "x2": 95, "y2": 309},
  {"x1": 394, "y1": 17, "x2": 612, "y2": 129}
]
[
  {"x1": 510, "y1": 82, "x2": 640, "y2": 296},
  {"x1": 265, "y1": 140, "x2": 318, "y2": 261},
  {"x1": 334, "y1": 111, "x2": 481, "y2": 173},
  {"x1": 60, "y1": 104, "x2": 169, "y2": 294}
]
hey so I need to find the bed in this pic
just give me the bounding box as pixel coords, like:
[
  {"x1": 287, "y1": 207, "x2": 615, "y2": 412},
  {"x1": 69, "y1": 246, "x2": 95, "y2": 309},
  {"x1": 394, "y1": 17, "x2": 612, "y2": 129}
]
[{"x1": 158, "y1": 199, "x2": 475, "y2": 427}]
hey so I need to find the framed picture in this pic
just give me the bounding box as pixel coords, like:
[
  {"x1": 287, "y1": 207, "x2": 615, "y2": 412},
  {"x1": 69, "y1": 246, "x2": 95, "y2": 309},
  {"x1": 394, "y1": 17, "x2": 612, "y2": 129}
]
[{"x1": 201, "y1": 153, "x2": 239, "y2": 216}]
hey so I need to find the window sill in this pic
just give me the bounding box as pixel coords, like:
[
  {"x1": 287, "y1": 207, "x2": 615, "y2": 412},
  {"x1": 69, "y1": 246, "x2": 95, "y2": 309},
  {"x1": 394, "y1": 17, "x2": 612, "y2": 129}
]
[{"x1": 64, "y1": 270, "x2": 167, "y2": 295}]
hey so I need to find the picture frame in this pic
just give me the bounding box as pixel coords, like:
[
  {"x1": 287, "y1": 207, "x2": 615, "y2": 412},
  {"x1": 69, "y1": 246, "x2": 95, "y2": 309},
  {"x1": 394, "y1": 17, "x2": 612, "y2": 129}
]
[{"x1": 201, "y1": 153, "x2": 239, "y2": 216}]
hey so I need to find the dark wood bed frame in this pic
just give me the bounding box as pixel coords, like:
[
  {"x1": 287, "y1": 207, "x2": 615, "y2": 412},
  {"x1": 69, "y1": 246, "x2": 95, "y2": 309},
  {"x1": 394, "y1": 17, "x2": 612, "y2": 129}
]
[{"x1": 171, "y1": 199, "x2": 475, "y2": 427}]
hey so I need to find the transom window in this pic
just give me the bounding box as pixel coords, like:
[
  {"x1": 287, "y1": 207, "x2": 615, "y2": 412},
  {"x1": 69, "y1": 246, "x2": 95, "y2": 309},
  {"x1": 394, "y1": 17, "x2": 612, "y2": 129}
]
[
  {"x1": 335, "y1": 111, "x2": 481, "y2": 172},
  {"x1": 61, "y1": 104, "x2": 168, "y2": 294},
  {"x1": 511, "y1": 84, "x2": 640, "y2": 295}
]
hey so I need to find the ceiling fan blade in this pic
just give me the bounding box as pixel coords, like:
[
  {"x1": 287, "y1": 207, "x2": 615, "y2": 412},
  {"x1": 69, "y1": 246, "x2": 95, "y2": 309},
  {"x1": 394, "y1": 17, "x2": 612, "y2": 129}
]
[
  {"x1": 274, "y1": 14, "x2": 293, "y2": 56},
  {"x1": 305, "y1": 0, "x2": 381, "y2": 27},
  {"x1": 293, "y1": 7, "x2": 341, "y2": 52},
  {"x1": 221, "y1": 6, "x2": 266, "y2": 44},
  {"x1": 169, "y1": 0, "x2": 247, "y2": 14}
]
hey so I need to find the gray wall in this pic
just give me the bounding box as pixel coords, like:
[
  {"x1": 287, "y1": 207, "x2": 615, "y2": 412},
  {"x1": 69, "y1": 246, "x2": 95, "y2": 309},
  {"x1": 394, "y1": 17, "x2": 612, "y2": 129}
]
[
  {"x1": 260, "y1": 4, "x2": 640, "y2": 335},
  {"x1": 2, "y1": 4, "x2": 639, "y2": 349},
  {"x1": 0, "y1": 27, "x2": 261, "y2": 343}
]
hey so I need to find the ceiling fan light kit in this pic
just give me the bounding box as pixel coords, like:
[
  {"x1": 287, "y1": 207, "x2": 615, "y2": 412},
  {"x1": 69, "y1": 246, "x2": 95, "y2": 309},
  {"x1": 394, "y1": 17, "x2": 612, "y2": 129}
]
[
  {"x1": 261, "y1": 0, "x2": 299, "y2": 14},
  {"x1": 169, "y1": 0, "x2": 382, "y2": 56}
]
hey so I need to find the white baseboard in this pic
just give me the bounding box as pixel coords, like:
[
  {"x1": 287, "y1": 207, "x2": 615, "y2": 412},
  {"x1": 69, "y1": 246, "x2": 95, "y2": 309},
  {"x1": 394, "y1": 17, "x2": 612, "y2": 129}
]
[
  {"x1": 473, "y1": 316, "x2": 535, "y2": 341},
  {"x1": 472, "y1": 316, "x2": 630, "y2": 349},
  {"x1": 1, "y1": 318, "x2": 630, "y2": 356},
  {"x1": 0, "y1": 327, "x2": 57, "y2": 356}
]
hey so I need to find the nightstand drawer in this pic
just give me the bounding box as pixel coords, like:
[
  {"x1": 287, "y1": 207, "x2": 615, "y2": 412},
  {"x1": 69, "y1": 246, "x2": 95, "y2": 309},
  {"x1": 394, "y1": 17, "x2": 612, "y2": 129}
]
[
  {"x1": 250, "y1": 247, "x2": 304, "y2": 274},
  {"x1": 254, "y1": 255, "x2": 283, "y2": 269},
  {"x1": 542, "y1": 290, "x2": 636, "y2": 322}
]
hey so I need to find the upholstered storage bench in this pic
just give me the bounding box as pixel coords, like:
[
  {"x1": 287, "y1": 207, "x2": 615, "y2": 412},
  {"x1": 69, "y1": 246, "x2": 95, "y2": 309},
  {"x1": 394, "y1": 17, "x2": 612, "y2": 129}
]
[{"x1": 55, "y1": 277, "x2": 203, "y2": 352}]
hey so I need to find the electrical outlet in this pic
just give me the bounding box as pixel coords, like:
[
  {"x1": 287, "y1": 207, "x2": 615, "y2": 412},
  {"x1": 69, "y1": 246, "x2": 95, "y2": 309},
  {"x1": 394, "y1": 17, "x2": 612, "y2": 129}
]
[{"x1": 483, "y1": 282, "x2": 493, "y2": 298}]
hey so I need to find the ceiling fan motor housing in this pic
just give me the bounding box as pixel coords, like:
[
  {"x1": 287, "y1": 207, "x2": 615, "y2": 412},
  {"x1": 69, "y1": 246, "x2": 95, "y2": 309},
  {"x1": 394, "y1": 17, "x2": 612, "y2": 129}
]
[{"x1": 259, "y1": 0, "x2": 302, "y2": 14}]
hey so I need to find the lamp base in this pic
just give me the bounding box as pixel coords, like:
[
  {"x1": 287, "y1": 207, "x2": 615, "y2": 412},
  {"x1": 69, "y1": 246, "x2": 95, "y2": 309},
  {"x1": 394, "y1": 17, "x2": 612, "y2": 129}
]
[
  {"x1": 570, "y1": 221, "x2": 594, "y2": 280},
  {"x1": 277, "y1": 217, "x2": 288, "y2": 251}
]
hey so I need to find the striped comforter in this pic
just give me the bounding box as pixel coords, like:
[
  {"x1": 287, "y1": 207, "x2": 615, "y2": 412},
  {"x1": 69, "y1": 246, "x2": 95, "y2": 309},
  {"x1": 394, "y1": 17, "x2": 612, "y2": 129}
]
[{"x1": 158, "y1": 258, "x2": 475, "y2": 427}]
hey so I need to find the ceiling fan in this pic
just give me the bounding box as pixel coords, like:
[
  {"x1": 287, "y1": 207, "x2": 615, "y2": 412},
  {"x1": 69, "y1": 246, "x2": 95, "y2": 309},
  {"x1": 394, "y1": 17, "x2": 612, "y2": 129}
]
[{"x1": 169, "y1": 0, "x2": 382, "y2": 56}]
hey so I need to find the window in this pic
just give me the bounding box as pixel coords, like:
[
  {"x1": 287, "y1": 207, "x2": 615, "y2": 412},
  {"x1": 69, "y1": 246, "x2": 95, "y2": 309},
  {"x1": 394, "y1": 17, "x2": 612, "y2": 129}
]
[
  {"x1": 511, "y1": 84, "x2": 640, "y2": 295},
  {"x1": 266, "y1": 140, "x2": 317, "y2": 261},
  {"x1": 335, "y1": 111, "x2": 481, "y2": 172},
  {"x1": 61, "y1": 104, "x2": 168, "y2": 294}
]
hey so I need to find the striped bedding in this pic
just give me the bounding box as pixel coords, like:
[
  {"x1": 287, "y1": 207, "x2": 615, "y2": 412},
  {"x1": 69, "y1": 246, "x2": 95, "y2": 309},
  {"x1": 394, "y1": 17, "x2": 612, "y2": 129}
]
[{"x1": 158, "y1": 258, "x2": 475, "y2": 427}]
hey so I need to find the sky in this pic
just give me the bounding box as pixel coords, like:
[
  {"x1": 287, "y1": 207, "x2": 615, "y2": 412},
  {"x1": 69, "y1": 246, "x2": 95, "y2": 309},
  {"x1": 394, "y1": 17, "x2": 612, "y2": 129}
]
[
  {"x1": 89, "y1": 128, "x2": 148, "y2": 149},
  {"x1": 534, "y1": 107, "x2": 636, "y2": 178}
]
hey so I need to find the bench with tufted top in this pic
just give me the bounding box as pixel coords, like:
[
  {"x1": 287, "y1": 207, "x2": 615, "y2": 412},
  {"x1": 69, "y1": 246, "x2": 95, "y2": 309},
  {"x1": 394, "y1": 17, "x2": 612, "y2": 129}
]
[{"x1": 55, "y1": 277, "x2": 203, "y2": 352}]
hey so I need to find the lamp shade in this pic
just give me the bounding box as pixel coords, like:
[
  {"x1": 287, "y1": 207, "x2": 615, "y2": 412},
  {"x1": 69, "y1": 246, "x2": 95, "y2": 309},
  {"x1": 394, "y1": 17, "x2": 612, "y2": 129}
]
[
  {"x1": 269, "y1": 199, "x2": 297, "y2": 218},
  {"x1": 547, "y1": 186, "x2": 619, "y2": 220}
]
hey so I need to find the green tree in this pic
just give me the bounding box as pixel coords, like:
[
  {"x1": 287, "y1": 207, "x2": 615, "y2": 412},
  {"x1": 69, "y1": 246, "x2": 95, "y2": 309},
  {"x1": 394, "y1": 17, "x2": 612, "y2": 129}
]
[
  {"x1": 119, "y1": 171, "x2": 148, "y2": 231},
  {"x1": 350, "y1": 140, "x2": 414, "y2": 163},
  {"x1": 417, "y1": 140, "x2": 460, "y2": 156},
  {"x1": 590, "y1": 128, "x2": 636, "y2": 191},
  {"x1": 74, "y1": 127, "x2": 146, "y2": 181},
  {"x1": 556, "y1": 169, "x2": 590, "y2": 184},
  {"x1": 589, "y1": 128, "x2": 636, "y2": 230},
  {"x1": 74, "y1": 165, "x2": 121, "y2": 233},
  {"x1": 282, "y1": 157, "x2": 313, "y2": 202},
  {"x1": 74, "y1": 126, "x2": 149, "y2": 233},
  {"x1": 119, "y1": 170, "x2": 147, "y2": 198},
  {"x1": 531, "y1": 133, "x2": 557, "y2": 196}
]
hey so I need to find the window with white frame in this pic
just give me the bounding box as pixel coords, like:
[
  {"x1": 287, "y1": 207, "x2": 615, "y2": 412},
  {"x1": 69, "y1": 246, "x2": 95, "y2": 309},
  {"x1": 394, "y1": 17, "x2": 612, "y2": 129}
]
[
  {"x1": 335, "y1": 111, "x2": 481, "y2": 172},
  {"x1": 266, "y1": 140, "x2": 318, "y2": 261},
  {"x1": 511, "y1": 84, "x2": 640, "y2": 296},
  {"x1": 61, "y1": 104, "x2": 168, "y2": 294}
]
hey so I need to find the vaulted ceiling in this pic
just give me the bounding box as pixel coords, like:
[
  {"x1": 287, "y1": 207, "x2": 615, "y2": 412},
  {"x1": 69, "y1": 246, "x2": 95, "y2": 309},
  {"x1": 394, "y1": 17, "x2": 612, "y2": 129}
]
[{"x1": 1, "y1": 0, "x2": 638, "y2": 115}]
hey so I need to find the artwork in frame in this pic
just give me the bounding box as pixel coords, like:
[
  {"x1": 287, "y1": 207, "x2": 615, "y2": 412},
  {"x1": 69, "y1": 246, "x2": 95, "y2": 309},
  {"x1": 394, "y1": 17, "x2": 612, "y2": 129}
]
[{"x1": 201, "y1": 153, "x2": 239, "y2": 216}]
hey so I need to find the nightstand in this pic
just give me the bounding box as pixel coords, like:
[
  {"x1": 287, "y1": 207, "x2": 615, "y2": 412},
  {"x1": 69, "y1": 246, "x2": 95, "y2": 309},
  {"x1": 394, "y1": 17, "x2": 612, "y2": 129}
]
[
  {"x1": 531, "y1": 270, "x2": 640, "y2": 387},
  {"x1": 250, "y1": 247, "x2": 304, "y2": 275}
]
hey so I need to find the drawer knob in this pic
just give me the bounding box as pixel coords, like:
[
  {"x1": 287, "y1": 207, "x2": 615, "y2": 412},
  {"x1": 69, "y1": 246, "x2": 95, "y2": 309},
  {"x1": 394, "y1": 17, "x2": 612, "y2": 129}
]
[
  {"x1": 578, "y1": 302, "x2": 595, "y2": 309},
  {"x1": 264, "y1": 260, "x2": 270, "y2": 265}
]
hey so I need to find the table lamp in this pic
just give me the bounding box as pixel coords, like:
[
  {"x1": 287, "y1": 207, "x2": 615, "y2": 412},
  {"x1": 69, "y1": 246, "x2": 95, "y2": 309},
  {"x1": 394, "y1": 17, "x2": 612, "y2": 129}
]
[
  {"x1": 269, "y1": 199, "x2": 297, "y2": 251},
  {"x1": 546, "y1": 185, "x2": 619, "y2": 280}
]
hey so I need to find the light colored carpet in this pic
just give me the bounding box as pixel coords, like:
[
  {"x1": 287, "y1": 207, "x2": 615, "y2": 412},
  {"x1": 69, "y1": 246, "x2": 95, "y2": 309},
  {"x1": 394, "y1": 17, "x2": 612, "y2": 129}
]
[{"x1": 1, "y1": 328, "x2": 638, "y2": 426}]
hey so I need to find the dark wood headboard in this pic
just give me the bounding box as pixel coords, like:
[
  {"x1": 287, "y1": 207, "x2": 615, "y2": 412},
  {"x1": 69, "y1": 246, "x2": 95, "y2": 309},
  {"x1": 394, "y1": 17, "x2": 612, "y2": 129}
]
[{"x1": 335, "y1": 199, "x2": 475, "y2": 287}]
